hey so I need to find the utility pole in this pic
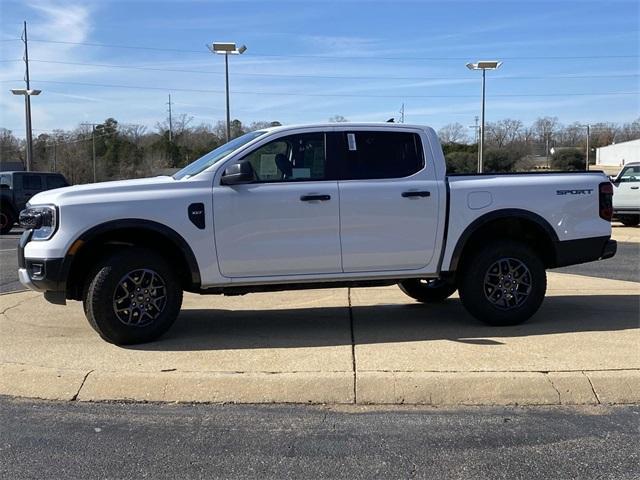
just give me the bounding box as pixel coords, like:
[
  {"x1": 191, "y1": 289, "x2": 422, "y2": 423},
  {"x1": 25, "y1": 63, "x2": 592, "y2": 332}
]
[
  {"x1": 585, "y1": 124, "x2": 590, "y2": 171},
  {"x1": 167, "y1": 94, "x2": 173, "y2": 142},
  {"x1": 52, "y1": 140, "x2": 57, "y2": 172},
  {"x1": 399, "y1": 103, "x2": 405, "y2": 123},
  {"x1": 80, "y1": 123, "x2": 100, "y2": 182}
]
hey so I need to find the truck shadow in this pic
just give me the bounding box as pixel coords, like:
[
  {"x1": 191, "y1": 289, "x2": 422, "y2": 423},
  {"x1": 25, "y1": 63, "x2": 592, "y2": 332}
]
[{"x1": 128, "y1": 294, "x2": 640, "y2": 352}]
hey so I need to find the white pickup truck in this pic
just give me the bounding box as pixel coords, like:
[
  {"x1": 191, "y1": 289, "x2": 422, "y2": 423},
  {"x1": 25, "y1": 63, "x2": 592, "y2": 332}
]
[{"x1": 18, "y1": 123, "x2": 617, "y2": 344}]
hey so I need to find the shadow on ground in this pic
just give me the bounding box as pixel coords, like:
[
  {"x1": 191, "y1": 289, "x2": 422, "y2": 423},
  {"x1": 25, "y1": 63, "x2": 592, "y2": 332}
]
[{"x1": 128, "y1": 294, "x2": 640, "y2": 352}]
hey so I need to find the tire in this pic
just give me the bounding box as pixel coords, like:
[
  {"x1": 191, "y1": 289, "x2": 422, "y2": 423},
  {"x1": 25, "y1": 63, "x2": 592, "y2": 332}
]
[
  {"x1": 398, "y1": 278, "x2": 457, "y2": 303},
  {"x1": 83, "y1": 247, "x2": 183, "y2": 345},
  {"x1": 619, "y1": 215, "x2": 640, "y2": 227},
  {"x1": 0, "y1": 207, "x2": 14, "y2": 235},
  {"x1": 458, "y1": 240, "x2": 546, "y2": 326}
]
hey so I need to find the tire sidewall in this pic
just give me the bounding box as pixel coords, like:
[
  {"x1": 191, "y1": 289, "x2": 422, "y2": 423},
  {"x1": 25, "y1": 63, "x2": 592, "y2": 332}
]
[
  {"x1": 85, "y1": 248, "x2": 183, "y2": 345},
  {"x1": 0, "y1": 208, "x2": 14, "y2": 234},
  {"x1": 458, "y1": 241, "x2": 546, "y2": 326}
]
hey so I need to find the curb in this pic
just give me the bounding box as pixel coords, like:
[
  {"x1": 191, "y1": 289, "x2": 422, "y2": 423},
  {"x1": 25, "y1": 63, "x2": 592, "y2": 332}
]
[{"x1": 1, "y1": 363, "x2": 638, "y2": 405}]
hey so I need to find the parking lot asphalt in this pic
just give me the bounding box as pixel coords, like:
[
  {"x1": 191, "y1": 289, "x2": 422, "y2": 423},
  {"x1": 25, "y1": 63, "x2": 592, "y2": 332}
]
[{"x1": 2, "y1": 397, "x2": 638, "y2": 480}]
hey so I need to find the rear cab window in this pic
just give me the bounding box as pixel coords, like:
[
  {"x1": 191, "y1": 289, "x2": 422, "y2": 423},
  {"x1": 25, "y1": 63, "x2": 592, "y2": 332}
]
[
  {"x1": 338, "y1": 130, "x2": 425, "y2": 180},
  {"x1": 45, "y1": 175, "x2": 67, "y2": 190}
]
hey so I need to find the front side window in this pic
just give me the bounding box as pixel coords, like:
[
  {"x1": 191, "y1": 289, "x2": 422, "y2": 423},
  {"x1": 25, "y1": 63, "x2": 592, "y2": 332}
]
[
  {"x1": 241, "y1": 132, "x2": 327, "y2": 182},
  {"x1": 618, "y1": 166, "x2": 640, "y2": 182},
  {"x1": 342, "y1": 131, "x2": 424, "y2": 180},
  {"x1": 173, "y1": 130, "x2": 267, "y2": 180}
]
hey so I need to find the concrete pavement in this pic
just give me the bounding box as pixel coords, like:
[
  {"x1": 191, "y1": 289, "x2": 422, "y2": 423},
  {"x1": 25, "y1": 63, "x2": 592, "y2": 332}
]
[{"x1": 0, "y1": 271, "x2": 638, "y2": 405}]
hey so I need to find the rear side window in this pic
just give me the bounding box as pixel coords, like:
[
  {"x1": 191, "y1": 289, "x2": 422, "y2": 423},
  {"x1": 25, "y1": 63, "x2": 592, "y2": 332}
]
[
  {"x1": 46, "y1": 176, "x2": 67, "y2": 190},
  {"x1": 22, "y1": 175, "x2": 42, "y2": 190},
  {"x1": 342, "y1": 131, "x2": 424, "y2": 180}
]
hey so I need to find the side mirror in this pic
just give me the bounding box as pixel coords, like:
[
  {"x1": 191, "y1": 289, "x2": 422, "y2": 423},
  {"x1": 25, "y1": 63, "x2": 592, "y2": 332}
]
[{"x1": 221, "y1": 161, "x2": 254, "y2": 185}]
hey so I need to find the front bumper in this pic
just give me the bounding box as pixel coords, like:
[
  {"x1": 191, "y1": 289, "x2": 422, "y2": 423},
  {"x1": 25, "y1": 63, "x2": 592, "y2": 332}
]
[{"x1": 18, "y1": 230, "x2": 66, "y2": 301}]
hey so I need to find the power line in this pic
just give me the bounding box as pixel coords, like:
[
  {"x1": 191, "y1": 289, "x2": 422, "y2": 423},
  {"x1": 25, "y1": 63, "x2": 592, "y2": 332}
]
[
  {"x1": 25, "y1": 79, "x2": 640, "y2": 99},
  {"x1": 19, "y1": 58, "x2": 640, "y2": 82},
  {"x1": 27, "y1": 38, "x2": 639, "y2": 61}
]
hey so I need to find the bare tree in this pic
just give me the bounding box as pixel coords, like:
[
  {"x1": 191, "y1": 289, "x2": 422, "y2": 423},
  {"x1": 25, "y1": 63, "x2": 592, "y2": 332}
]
[
  {"x1": 485, "y1": 119, "x2": 522, "y2": 148},
  {"x1": 533, "y1": 116, "x2": 560, "y2": 155},
  {"x1": 438, "y1": 122, "x2": 469, "y2": 144}
]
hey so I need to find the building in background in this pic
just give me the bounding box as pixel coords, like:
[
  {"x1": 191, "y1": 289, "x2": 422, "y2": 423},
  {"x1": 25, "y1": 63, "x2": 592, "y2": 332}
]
[{"x1": 596, "y1": 139, "x2": 640, "y2": 167}]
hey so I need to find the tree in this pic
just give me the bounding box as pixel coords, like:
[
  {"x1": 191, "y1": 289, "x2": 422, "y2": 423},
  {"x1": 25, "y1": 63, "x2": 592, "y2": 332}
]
[
  {"x1": 551, "y1": 148, "x2": 586, "y2": 171},
  {"x1": 328, "y1": 115, "x2": 348, "y2": 123},
  {"x1": 483, "y1": 148, "x2": 519, "y2": 173},
  {"x1": 533, "y1": 116, "x2": 559, "y2": 155},
  {"x1": 438, "y1": 123, "x2": 468, "y2": 144},
  {"x1": 485, "y1": 119, "x2": 522, "y2": 148},
  {"x1": 445, "y1": 151, "x2": 476, "y2": 173}
]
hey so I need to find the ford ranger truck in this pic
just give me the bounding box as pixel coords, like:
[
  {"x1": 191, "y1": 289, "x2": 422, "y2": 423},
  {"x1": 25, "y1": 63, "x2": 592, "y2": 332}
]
[{"x1": 17, "y1": 123, "x2": 617, "y2": 345}]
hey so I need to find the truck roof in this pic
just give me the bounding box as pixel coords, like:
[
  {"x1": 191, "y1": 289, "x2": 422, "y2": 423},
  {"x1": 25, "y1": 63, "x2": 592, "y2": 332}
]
[{"x1": 261, "y1": 122, "x2": 432, "y2": 133}]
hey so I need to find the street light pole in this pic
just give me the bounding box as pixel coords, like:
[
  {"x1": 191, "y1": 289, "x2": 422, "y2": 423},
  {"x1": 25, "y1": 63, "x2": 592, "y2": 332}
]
[
  {"x1": 480, "y1": 68, "x2": 486, "y2": 173},
  {"x1": 466, "y1": 60, "x2": 502, "y2": 173},
  {"x1": 80, "y1": 123, "x2": 100, "y2": 182},
  {"x1": 208, "y1": 42, "x2": 247, "y2": 142},
  {"x1": 225, "y1": 52, "x2": 231, "y2": 141}
]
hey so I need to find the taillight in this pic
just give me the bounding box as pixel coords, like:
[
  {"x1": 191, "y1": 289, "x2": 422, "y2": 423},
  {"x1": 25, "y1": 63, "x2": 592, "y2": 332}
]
[{"x1": 599, "y1": 182, "x2": 613, "y2": 221}]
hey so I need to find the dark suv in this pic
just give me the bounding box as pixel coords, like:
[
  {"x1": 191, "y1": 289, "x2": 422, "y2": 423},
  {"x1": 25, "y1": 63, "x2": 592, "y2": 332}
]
[{"x1": 0, "y1": 171, "x2": 69, "y2": 234}]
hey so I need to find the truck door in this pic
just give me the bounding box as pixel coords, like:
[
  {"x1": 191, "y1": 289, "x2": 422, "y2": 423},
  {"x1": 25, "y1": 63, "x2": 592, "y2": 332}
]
[
  {"x1": 213, "y1": 131, "x2": 342, "y2": 278},
  {"x1": 337, "y1": 130, "x2": 440, "y2": 272},
  {"x1": 613, "y1": 165, "x2": 640, "y2": 210}
]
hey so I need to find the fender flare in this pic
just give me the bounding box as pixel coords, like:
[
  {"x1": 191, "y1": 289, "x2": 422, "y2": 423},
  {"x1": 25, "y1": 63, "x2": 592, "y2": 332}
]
[
  {"x1": 66, "y1": 219, "x2": 201, "y2": 288},
  {"x1": 448, "y1": 209, "x2": 559, "y2": 271}
]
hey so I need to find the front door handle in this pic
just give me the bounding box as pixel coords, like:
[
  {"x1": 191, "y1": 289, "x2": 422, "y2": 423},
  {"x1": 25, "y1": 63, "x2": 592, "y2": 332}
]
[
  {"x1": 402, "y1": 190, "x2": 431, "y2": 198},
  {"x1": 631, "y1": 186, "x2": 639, "y2": 190},
  {"x1": 300, "y1": 194, "x2": 331, "y2": 202}
]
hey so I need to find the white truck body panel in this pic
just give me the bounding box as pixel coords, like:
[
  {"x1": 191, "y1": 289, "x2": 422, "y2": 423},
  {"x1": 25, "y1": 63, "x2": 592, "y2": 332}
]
[{"x1": 23, "y1": 122, "x2": 612, "y2": 291}]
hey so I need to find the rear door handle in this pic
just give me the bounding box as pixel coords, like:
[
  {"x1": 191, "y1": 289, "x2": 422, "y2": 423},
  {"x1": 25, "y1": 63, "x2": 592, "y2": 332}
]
[
  {"x1": 402, "y1": 190, "x2": 431, "y2": 198},
  {"x1": 300, "y1": 194, "x2": 331, "y2": 202},
  {"x1": 631, "y1": 186, "x2": 639, "y2": 189}
]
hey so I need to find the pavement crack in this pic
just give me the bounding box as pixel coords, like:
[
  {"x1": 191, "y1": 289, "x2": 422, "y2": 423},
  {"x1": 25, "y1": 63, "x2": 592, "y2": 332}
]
[
  {"x1": 71, "y1": 369, "x2": 94, "y2": 401},
  {"x1": 0, "y1": 294, "x2": 38, "y2": 316},
  {"x1": 545, "y1": 374, "x2": 562, "y2": 404},
  {"x1": 583, "y1": 371, "x2": 601, "y2": 404},
  {"x1": 348, "y1": 288, "x2": 357, "y2": 404}
]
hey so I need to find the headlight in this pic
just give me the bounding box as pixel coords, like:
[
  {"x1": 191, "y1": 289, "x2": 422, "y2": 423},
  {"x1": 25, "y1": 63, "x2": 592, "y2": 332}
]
[{"x1": 19, "y1": 205, "x2": 58, "y2": 240}]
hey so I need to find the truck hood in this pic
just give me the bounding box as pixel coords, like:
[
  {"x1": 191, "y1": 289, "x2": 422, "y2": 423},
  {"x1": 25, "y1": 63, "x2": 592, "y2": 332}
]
[{"x1": 28, "y1": 176, "x2": 177, "y2": 207}]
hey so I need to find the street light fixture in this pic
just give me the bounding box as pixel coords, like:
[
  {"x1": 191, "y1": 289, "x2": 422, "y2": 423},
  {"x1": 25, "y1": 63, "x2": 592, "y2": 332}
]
[
  {"x1": 10, "y1": 88, "x2": 41, "y2": 172},
  {"x1": 209, "y1": 41, "x2": 247, "y2": 142},
  {"x1": 466, "y1": 60, "x2": 502, "y2": 173}
]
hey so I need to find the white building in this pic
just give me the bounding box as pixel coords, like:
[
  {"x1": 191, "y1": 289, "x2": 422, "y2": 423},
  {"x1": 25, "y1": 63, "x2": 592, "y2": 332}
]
[{"x1": 596, "y1": 139, "x2": 640, "y2": 167}]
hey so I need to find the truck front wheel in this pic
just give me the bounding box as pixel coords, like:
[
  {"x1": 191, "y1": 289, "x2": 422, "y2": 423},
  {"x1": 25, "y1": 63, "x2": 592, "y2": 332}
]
[
  {"x1": 398, "y1": 278, "x2": 457, "y2": 303},
  {"x1": 83, "y1": 248, "x2": 183, "y2": 345},
  {"x1": 458, "y1": 241, "x2": 546, "y2": 326}
]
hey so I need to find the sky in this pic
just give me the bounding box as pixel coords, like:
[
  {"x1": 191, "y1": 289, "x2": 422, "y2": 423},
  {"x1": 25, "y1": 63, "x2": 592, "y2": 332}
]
[{"x1": 0, "y1": 0, "x2": 638, "y2": 138}]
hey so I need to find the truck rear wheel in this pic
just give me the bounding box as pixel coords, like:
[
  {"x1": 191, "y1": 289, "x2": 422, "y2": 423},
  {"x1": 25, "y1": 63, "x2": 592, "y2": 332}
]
[
  {"x1": 83, "y1": 248, "x2": 183, "y2": 345},
  {"x1": 0, "y1": 207, "x2": 14, "y2": 235},
  {"x1": 458, "y1": 241, "x2": 546, "y2": 326},
  {"x1": 618, "y1": 214, "x2": 640, "y2": 227},
  {"x1": 398, "y1": 278, "x2": 457, "y2": 303}
]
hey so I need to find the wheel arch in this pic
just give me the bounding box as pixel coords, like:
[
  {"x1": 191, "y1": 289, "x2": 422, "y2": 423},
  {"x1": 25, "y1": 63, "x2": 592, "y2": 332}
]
[
  {"x1": 64, "y1": 219, "x2": 201, "y2": 300},
  {"x1": 448, "y1": 209, "x2": 559, "y2": 273}
]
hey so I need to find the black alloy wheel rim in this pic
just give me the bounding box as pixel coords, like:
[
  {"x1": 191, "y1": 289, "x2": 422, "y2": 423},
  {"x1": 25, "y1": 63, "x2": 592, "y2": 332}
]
[
  {"x1": 113, "y1": 269, "x2": 167, "y2": 327},
  {"x1": 483, "y1": 257, "x2": 532, "y2": 310}
]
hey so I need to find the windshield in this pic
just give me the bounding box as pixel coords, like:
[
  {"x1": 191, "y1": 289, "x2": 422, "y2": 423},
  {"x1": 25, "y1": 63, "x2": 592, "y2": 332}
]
[{"x1": 173, "y1": 130, "x2": 267, "y2": 180}]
